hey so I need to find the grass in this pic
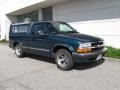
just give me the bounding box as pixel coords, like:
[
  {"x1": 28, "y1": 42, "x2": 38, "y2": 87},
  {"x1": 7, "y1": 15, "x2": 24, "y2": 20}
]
[
  {"x1": 0, "y1": 39, "x2": 9, "y2": 43},
  {"x1": 105, "y1": 46, "x2": 120, "y2": 59}
]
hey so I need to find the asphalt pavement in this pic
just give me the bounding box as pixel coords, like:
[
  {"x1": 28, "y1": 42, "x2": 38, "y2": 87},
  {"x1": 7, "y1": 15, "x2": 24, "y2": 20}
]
[{"x1": 0, "y1": 44, "x2": 120, "y2": 90}]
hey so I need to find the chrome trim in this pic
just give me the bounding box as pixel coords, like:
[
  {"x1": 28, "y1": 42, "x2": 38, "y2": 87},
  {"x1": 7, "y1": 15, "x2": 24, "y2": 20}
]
[
  {"x1": 23, "y1": 46, "x2": 50, "y2": 52},
  {"x1": 91, "y1": 41, "x2": 104, "y2": 49},
  {"x1": 89, "y1": 41, "x2": 104, "y2": 48},
  {"x1": 79, "y1": 45, "x2": 104, "y2": 49},
  {"x1": 90, "y1": 45, "x2": 105, "y2": 49}
]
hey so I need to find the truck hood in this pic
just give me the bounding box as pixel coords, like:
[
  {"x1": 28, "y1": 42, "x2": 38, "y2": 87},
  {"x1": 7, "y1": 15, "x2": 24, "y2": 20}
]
[{"x1": 58, "y1": 33, "x2": 103, "y2": 43}]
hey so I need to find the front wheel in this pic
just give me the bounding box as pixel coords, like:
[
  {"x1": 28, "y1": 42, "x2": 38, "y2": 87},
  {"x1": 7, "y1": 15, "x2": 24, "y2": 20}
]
[
  {"x1": 55, "y1": 49, "x2": 74, "y2": 70},
  {"x1": 15, "y1": 44, "x2": 24, "y2": 58}
]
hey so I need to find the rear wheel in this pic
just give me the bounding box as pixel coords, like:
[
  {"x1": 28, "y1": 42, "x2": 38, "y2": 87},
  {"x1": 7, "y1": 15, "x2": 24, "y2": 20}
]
[
  {"x1": 15, "y1": 44, "x2": 24, "y2": 58},
  {"x1": 55, "y1": 49, "x2": 74, "y2": 70}
]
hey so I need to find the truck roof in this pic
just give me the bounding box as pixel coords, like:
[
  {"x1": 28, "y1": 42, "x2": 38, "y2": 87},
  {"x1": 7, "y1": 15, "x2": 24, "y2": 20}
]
[
  {"x1": 11, "y1": 21, "x2": 63, "y2": 26},
  {"x1": 12, "y1": 22, "x2": 31, "y2": 26}
]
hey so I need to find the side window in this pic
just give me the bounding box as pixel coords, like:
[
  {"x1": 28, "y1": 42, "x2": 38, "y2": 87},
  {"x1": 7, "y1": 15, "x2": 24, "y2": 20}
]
[
  {"x1": 46, "y1": 22, "x2": 58, "y2": 33},
  {"x1": 12, "y1": 25, "x2": 28, "y2": 33},
  {"x1": 31, "y1": 23, "x2": 46, "y2": 34}
]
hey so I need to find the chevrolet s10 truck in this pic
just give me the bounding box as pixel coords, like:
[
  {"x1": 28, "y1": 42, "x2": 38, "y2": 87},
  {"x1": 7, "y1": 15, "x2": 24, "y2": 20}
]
[{"x1": 9, "y1": 21, "x2": 107, "y2": 70}]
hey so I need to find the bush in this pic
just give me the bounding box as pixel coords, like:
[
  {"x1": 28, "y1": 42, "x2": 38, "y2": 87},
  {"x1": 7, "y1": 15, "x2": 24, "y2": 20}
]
[
  {"x1": 0, "y1": 39, "x2": 8, "y2": 43},
  {"x1": 105, "y1": 46, "x2": 120, "y2": 59}
]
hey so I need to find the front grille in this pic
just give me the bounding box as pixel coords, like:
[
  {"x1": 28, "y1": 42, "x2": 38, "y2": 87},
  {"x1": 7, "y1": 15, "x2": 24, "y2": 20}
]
[
  {"x1": 91, "y1": 41, "x2": 104, "y2": 52},
  {"x1": 92, "y1": 47, "x2": 104, "y2": 52},
  {"x1": 91, "y1": 41, "x2": 103, "y2": 46}
]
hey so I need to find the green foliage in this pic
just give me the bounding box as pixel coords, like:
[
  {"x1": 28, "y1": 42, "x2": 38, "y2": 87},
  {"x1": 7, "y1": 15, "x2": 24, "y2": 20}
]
[
  {"x1": 0, "y1": 39, "x2": 8, "y2": 43},
  {"x1": 105, "y1": 46, "x2": 120, "y2": 59}
]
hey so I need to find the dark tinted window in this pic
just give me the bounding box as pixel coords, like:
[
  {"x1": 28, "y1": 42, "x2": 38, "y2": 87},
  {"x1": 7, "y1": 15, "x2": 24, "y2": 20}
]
[
  {"x1": 32, "y1": 23, "x2": 44, "y2": 31},
  {"x1": 31, "y1": 23, "x2": 47, "y2": 34},
  {"x1": 12, "y1": 25, "x2": 28, "y2": 33},
  {"x1": 46, "y1": 22, "x2": 58, "y2": 33}
]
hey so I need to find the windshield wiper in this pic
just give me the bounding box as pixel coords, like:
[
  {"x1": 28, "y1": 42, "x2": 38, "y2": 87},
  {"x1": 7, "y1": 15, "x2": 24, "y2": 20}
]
[
  {"x1": 52, "y1": 32, "x2": 60, "y2": 34},
  {"x1": 67, "y1": 31, "x2": 78, "y2": 33}
]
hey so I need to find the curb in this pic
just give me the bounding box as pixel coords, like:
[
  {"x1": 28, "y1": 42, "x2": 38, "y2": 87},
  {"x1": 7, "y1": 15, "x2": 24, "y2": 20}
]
[{"x1": 105, "y1": 57, "x2": 120, "y2": 61}]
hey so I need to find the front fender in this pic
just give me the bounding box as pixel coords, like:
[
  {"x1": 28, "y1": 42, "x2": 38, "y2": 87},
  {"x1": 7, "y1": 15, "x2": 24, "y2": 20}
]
[{"x1": 52, "y1": 44, "x2": 75, "y2": 53}]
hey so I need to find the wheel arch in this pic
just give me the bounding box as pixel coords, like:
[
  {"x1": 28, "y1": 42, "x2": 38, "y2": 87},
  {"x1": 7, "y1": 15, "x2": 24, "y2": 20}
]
[
  {"x1": 13, "y1": 42, "x2": 22, "y2": 48},
  {"x1": 52, "y1": 44, "x2": 74, "y2": 56}
]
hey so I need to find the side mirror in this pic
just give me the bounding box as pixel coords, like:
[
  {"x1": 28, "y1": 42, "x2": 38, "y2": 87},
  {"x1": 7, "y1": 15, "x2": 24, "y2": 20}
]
[
  {"x1": 37, "y1": 30, "x2": 44, "y2": 35},
  {"x1": 37, "y1": 30, "x2": 48, "y2": 36},
  {"x1": 31, "y1": 30, "x2": 48, "y2": 35}
]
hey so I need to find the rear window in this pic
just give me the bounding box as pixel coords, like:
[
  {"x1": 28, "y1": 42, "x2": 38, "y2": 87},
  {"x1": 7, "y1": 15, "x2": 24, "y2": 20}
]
[{"x1": 11, "y1": 24, "x2": 29, "y2": 33}]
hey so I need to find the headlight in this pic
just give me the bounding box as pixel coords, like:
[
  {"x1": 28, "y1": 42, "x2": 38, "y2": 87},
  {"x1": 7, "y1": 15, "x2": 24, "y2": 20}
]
[
  {"x1": 77, "y1": 43, "x2": 92, "y2": 53},
  {"x1": 79, "y1": 43, "x2": 91, "y2": 48}
]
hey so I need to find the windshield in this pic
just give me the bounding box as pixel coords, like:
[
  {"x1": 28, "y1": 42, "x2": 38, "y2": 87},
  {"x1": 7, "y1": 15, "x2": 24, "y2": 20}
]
[{"x1": 46, "y1": 22, "x2": 78, "y2": 34}]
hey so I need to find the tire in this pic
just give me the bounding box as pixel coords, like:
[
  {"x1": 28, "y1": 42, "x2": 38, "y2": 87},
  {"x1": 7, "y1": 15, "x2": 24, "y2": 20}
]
[
  {"x1": 15, "y1": 44, "x2": 24, "y2": 58},
  {"x1": 55, "y1": 49, "x2": 74, "y2": 70}
]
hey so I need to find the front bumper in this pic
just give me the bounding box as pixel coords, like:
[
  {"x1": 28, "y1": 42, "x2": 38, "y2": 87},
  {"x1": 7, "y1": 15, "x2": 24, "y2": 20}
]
[{"x1": 72, "y1": 48, "x2": 107, "y2": 63}]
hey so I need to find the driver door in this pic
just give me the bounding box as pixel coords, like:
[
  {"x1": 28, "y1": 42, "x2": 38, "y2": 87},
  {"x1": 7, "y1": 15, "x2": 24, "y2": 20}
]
[{"x1": 28, "y1": 22, "x2": 50, "y2": 56}]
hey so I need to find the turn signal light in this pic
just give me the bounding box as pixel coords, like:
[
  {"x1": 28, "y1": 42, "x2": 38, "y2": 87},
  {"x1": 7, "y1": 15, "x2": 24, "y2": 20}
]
[{"x1": 77, "y1": 48, "x2": 91, "y2": 53}]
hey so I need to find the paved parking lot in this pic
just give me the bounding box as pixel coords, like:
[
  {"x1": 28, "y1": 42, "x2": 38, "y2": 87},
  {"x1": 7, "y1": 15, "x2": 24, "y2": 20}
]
[{"x1": 0, "y1": 44, "x2": 120, "y2": 90}]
